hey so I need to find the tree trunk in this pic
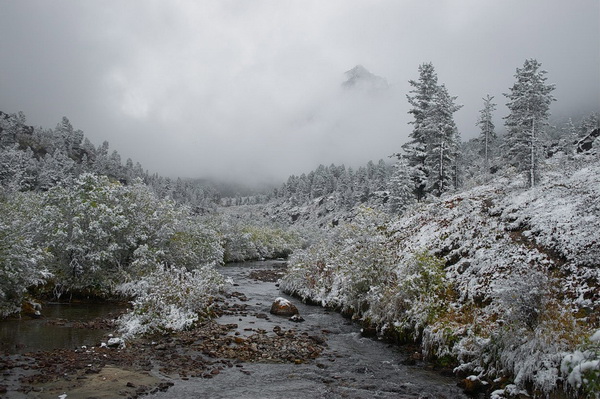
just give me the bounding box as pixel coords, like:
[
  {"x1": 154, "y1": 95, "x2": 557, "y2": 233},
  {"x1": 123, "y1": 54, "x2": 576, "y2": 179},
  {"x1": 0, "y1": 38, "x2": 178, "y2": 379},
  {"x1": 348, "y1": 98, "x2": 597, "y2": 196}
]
[
  {"x1": 439, "y1": 138, "x2": 445, "y2": 194},
  {"x1": 530, "y1": 118, "x2": 535, "y2": 187}
]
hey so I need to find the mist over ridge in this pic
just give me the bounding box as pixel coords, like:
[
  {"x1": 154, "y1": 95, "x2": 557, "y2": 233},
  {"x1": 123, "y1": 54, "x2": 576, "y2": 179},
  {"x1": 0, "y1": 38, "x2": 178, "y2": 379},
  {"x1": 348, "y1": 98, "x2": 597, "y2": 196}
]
[{"x1": 0, "y1": 1, "x2": 598, "y2": 185}]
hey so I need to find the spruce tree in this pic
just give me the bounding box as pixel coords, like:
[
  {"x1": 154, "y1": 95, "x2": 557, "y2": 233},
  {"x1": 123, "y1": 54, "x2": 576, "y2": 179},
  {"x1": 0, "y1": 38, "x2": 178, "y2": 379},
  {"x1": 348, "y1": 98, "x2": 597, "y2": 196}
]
[
  {"x1": 388, "y1": 159, "x2": 414, "y2": 214},
  {"x1": 504, "y1": 59, "x2": 555, "y2": 187},
  {"x1": 402, "y1": 63, "x2": 461, "y2": 198},
  {"x1": 476, "y1": 95, "x2": 497, "y2": 173},
  {"x1": 402, "y1": 63, "x2": 438, "y2": 200},
  {"x1": 424, "y1": 84, "x2": 462, "y2": 196}
]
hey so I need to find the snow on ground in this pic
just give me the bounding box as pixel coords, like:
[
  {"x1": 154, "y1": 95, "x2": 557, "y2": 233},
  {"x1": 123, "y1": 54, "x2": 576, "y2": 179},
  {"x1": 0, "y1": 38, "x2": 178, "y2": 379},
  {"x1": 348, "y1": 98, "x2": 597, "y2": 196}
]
[{"x1": 281, "y1": 153, "x2": 600, "y2": 397}]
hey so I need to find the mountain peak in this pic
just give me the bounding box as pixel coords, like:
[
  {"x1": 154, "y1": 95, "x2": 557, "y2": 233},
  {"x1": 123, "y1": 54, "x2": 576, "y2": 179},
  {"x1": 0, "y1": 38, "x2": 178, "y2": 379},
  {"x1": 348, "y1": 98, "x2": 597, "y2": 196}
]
[{"x1": 342, "y1": 65, "x2": 389, "y2": 91}]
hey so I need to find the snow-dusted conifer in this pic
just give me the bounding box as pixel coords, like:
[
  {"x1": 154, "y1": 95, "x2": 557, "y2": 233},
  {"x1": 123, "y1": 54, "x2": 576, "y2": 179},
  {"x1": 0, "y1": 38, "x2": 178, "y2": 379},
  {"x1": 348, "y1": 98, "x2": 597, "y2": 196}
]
[
  {"x1": 423, "y1": 84, "x2": 462, "y2": 196},
  {"x1": 402, "y1": 63, "x2": 439, "y2": 200},
  {"x1": 476, "y1": 94, "x2": 497, "y2": 172},
  {"x1": 579, "y1": 112, "x2": 599, "y2": 136},
  {"x1": 0, "y1": 112, "x2": 25, "y2": 147},
  {"x1": 402, "y1": 63, "x2": 461, "y2": 198},
  {"x1": 388, "y1": 159, "x2": 414, "y2": 214},
  {"x1": 374, "y1": 159, "x2": 390, "y2": 191},
  {"x1": 504, "y1": 59, "x2": 555, "y2": 187}
]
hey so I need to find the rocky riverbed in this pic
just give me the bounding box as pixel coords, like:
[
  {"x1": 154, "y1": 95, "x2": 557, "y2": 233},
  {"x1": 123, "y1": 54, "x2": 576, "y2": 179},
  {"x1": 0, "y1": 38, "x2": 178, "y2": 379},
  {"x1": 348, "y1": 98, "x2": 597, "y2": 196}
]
[
  {"x1": 1, "y1": 261, "x2": 467, "y2": 399},
  {"x1": 1, "y1": 297, "x2": 324, "y2": 398}
]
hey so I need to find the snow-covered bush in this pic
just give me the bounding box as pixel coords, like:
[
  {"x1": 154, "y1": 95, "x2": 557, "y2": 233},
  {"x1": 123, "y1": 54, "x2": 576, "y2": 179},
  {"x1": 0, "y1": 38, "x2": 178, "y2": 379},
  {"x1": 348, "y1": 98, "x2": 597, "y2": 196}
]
[
  {"x1": 465, "y1": 270, "x2": 584, "y2": 393},
  {"x1": 279, "y1": 236, "x2": 342, "y2": 305},
  {"x1": 492, "y1": 267, "x2": 551, "y2": 332},
  {"x1": 35, "y1": 174, "x2": 223, "y2": 297},
  {"x1": 162, "y1": 218, "x2": 224, "y2": 269},
  {"x1": 217, "y1": 214, "x2": 303, "y2": 262},
  {"x1": 283, "y1": 207, "x2": 451, "y2": 340},
  {"x1": 561, "y1": 330, "x2": 600, "y2": 398},
  {"x1": 281, "y1": 207, "x2": 395, "y2": 312},
  {"x1": 0, "y1": 191, "x2": 51, "y2": 317},
  {"x1": 371, "y1": 250, "x2": 451, "y2": 340},
  {"x1": 116, "y1": 263, "x2": 225, "y2": 338}
]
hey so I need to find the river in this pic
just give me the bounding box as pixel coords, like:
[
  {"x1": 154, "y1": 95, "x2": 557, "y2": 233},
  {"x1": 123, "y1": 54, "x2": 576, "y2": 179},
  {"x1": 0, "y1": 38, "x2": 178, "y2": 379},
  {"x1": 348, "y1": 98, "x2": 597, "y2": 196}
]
[
  {"x1": 0, "y1": 303, "x2": 118, "y2": 354},
  {"x1": 0, "y1": 260, "x2": 468, "y2": 398},
  {"x1": 148, "y1": 260, "x2": 468, "y2": 399}
]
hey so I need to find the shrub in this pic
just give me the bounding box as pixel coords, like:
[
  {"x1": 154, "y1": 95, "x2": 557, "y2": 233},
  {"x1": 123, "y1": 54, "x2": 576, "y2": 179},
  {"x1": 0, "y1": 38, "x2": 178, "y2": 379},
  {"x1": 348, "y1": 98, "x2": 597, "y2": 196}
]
[
  {"x1": 221, "y1": 220, "x2": 302, "y2": 262},
  {"x1": 561, "y1": 330, "x2": 600, "y2": 398},
  {"x1": 116, "y1": 263, "x2": 225, "y2": 338},
  {"x1": 36, "y1": 174, "x2": 223, "y2": 297},
  {"x1": 371, "y1": 250, "x2": 451, "y2": 339},
  {"x1": 0, "y1": 191, "x2": 51, "y2": 317}
]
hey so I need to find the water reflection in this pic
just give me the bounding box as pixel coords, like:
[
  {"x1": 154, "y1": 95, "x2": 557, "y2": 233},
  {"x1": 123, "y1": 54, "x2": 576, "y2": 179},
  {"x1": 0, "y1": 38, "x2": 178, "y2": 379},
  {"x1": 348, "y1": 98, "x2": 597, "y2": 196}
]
[{"x1": 0, "y1": 303, "x2": 120, "y2": 354}]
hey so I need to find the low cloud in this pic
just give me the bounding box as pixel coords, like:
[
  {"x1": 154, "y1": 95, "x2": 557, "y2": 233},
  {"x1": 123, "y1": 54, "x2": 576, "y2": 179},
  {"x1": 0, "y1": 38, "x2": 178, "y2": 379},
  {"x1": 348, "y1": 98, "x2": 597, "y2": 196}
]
[{"x1": 1, "y1": 0, "x2": 598, "y2": 184}]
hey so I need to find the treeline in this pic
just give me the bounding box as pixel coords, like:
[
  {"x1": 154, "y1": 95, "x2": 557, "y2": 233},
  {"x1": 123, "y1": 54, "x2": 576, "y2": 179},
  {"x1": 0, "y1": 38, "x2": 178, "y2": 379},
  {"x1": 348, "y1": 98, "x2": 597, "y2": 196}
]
[
  {"x1": 262, "y1": 60, "x2": 598, "y2": 217},
  {"x1": 0, "y1": 111, "x2": 218, "y2": 211},
  {"x1": 397, "y1": 59, "x2": 598, "y2": 201},
  {"x1": 274, "y1": 160, "x2": 391, "y2": 206}
]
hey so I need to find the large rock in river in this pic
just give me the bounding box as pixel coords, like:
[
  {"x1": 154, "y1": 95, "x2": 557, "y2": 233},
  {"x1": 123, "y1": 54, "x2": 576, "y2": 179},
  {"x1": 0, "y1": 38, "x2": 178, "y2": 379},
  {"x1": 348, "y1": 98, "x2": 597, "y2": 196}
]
[{"x1": 270, "y1": 297, "x2": 299, "y2": 316}]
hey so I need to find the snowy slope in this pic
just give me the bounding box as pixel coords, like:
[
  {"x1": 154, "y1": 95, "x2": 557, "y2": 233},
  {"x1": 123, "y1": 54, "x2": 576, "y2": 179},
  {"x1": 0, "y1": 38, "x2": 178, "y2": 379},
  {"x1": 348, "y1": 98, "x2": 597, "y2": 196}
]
[{"x1": 281, "y1": 153, "x2": 600, "y2": 397}]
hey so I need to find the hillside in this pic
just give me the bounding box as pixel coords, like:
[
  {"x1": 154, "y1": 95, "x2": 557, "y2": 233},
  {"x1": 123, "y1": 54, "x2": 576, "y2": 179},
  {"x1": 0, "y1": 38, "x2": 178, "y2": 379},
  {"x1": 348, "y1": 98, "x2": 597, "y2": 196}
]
[{"x1": 281, "y1": 152, "x2": 600, "y2": 397}]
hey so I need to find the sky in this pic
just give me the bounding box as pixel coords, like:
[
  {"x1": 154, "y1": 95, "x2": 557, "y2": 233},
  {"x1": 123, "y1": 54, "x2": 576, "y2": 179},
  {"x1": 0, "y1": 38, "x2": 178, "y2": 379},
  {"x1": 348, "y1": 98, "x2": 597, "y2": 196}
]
[{"x1": 1, "y1": 0, "x2": 599, "y2": 185}]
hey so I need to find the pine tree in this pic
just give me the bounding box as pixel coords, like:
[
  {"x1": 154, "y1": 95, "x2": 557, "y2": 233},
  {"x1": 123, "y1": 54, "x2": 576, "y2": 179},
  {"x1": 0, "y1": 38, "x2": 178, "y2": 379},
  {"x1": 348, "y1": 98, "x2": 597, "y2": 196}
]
[
  {"x1": 476, "y1": 95, "x2": 497, "y2": 172},
  {"x1": 579, "y1": 112, "x2": 599, "y2": 136},
  {"x1": 388, "y1": 160, "x2": 414, "y2": 214},
  {"x1": 562, "y1": 118, "x2": 578, "y2": 152},
  {"x1": 402, "y1": 63, "x2": 461, "y2": 198},
  {"x1": 423, "y1": 84, "x2": 462, "y2": 196},
  {"x1": 402, "y1": 63, "x2": 439, "y2": 200},
  {"x1": 504, "y1": 59, "x2": 555, "y2": 187},
  {"x1": 374, "y1": 159, "x2": 390, "y2": 191}
]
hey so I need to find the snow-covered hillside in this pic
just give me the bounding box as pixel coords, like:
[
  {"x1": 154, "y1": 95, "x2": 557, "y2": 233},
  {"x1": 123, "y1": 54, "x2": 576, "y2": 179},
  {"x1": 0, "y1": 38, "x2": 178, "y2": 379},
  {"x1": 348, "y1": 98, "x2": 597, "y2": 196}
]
[{"x1": 281, "y1": 153, "x2": 600, "y2": 397}]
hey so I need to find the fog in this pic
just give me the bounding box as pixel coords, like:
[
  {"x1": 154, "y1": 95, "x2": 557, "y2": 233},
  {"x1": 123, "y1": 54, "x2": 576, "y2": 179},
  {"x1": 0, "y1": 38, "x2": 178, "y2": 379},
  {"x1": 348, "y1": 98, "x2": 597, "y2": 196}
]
[{"x1": 1, "y1": 0, "x2": 598, "y2": 184}]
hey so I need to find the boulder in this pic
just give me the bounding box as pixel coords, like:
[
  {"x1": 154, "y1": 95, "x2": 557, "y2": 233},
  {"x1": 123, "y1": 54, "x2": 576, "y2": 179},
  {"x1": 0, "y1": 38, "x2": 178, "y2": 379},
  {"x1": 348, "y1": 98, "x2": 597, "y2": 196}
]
[
  {"x1": 270, "y1": 297, "x2": 299, "y2": 316},
  {"x1": 107, "y1": 337, "x2": 125, "y2": 348},
  {"x1": 459, "y1": 375, "x2": 488, "y2": 395},
  {"x1": 289, "y1": 314, "x2": 305, "y2": 322},
  {"x1": 22, "y1": 300, "x2": 42, "y2": 318}
]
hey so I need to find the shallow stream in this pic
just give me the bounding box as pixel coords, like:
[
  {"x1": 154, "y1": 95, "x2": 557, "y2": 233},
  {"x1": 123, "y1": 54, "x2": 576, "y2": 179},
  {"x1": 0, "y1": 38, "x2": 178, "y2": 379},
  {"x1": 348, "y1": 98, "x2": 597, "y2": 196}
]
[
  {"x1": 0, "y1": 261, "x2": 469, "y2": 398},
  {"x1": 148, "y1": 260, "x2": 468, "y2": 399}
]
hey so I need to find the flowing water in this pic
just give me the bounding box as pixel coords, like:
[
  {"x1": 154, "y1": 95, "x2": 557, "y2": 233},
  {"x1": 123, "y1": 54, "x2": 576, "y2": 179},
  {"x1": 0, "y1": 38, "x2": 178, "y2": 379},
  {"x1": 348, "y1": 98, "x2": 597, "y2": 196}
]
[{"x1": 149, "y1": 260, "x2": 468, "y2": 399}]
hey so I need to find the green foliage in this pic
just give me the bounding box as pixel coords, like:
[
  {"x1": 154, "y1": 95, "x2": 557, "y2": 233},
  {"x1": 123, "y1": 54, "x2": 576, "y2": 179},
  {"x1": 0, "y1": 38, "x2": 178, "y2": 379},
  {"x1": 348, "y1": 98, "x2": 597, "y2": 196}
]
[
  {"x1": 372, "y1": 250, "x2": 451, "y2": 337},
  {"x1": 37, "y1": 174, "x2": 182, "y2": 295},
  {"x1": 0, "y1": 173, "x2": 225, "y2": 312},
  {"x1": 281, "y1": 207, "x2": 396, "y2": 312}
]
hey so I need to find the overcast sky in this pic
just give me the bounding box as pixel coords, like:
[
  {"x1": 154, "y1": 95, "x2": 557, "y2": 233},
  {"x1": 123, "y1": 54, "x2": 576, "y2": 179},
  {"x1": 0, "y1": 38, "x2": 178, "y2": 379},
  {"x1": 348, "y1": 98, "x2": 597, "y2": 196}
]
[{"x1": 1, "y1": 1, "x2": 598, "y2": 184}]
